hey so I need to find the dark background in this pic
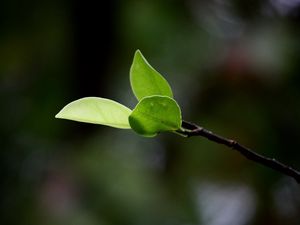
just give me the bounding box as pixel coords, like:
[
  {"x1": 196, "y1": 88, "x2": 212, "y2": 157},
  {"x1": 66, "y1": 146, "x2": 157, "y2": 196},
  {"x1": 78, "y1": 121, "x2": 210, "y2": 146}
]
[{"x1": 1, "y1": 0, "x2": 300, "y2": 224}]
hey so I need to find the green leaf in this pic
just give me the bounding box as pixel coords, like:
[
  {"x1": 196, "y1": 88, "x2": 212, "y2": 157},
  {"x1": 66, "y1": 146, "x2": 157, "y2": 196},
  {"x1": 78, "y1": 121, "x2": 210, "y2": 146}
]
[
  {"x1": 129, "y1": 95, "x2": 181, "y2": 137},
  {"x1": 55, "y1": 97, "x2": 132, "y2": 129},
  {"x1": 130, "y1": 50, "x2": 173, "y2": 101}
]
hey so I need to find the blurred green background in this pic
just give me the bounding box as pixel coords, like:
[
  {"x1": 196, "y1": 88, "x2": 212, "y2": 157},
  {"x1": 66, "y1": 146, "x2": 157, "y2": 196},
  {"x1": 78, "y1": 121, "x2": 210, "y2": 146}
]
[{"x1": 1, "y1": 0, "x2": 300, "y2": 224}]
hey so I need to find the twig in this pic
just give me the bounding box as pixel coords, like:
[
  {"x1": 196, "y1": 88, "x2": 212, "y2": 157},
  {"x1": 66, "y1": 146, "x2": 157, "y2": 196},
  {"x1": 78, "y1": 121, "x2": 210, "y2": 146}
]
[{"x1": 176, "y1": 120, "x2": 300, "y2": 183}]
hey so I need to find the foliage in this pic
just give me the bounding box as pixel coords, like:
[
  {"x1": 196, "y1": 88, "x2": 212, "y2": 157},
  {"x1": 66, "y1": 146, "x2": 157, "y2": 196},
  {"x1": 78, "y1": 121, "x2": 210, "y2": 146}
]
[
  {"x1": 130, "y1": 50, "x2": 173, "y2": 100},
  {"x1": 56, "y1": 50, "x2": 182, "y2": 137},
  {"x1": 55, "y1": 97, "x2": 132, "y2": 129},
  {"x1": 129, "y1": 95, "x2": 181, "y2": 137}
]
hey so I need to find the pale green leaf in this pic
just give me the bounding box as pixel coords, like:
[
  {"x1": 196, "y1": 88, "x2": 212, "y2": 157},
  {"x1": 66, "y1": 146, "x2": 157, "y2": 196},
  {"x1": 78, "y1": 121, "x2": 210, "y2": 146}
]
[
  {"x1": 129, "y1": 95, "x2": 181, "y2": 137},
  {"x1": 130, "y1": 50, "x2": 173, "y2": 101},
  {"x1": 55, "y1": 97, "x2": 132, "y2": 129}
]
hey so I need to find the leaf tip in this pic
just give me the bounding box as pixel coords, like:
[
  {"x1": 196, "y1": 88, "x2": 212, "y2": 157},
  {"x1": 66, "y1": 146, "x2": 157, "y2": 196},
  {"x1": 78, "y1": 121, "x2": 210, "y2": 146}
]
[
  {"x1": 135, "y1": 49, "x2": 142, "y2": 55},
  {"x1": 133, "y1": 49, "x2": 146, "y2": 63},
  {"x1": 55, "y1": 108, "x2": 67, "y2": 119},
  {"x1": 55, "y1": 111, "x2": 62, "y2": 119}
]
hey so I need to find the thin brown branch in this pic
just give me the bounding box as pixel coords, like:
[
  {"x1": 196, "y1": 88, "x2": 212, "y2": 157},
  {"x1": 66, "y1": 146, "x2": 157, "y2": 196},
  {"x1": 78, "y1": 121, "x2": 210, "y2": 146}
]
[{"x1": 177, "y1": 120, "x2": 300, "y2": 183}]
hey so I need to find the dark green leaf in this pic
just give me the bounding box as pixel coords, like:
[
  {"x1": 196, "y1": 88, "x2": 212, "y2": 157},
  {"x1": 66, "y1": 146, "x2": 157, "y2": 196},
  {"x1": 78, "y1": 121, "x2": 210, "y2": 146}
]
[{"x1": 129, "y1": 95, "x2": 181, "y2": 137}]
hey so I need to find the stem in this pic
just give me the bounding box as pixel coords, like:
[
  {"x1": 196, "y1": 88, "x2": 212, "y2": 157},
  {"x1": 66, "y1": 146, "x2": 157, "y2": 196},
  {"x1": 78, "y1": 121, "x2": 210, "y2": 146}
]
[{"x1": 176, "y1": 120, "x2": 300, "y2": 183}]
